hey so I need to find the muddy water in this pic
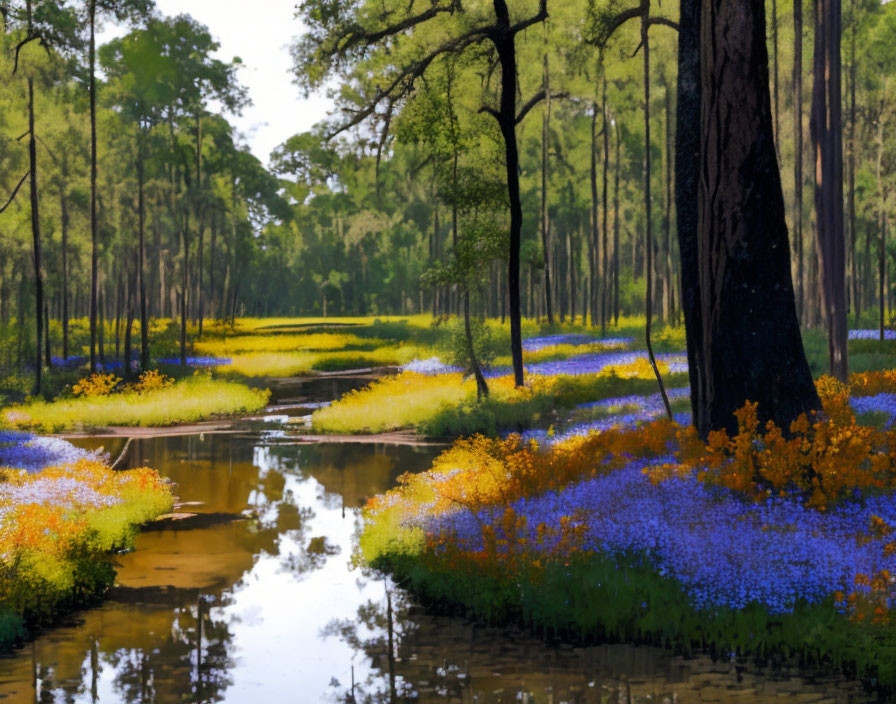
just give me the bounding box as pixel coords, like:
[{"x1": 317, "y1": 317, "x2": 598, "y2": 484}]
[{"x1": 0, "y1": 430, "x2": 878, "y2": 703}]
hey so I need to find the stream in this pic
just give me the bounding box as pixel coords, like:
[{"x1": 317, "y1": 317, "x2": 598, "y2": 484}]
[{"x1": 0, "y1": 378, "x2": 879, "y2": 703}]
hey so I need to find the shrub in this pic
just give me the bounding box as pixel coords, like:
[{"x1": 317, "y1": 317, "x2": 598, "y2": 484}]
[{"x1": 72, "y1": 373, "x2": 120, "y2": 398}]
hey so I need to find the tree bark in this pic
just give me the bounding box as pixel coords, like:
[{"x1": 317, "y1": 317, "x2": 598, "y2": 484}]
[
  {"x1": 794, "y1": 0, "x2": 805, "y2": 322},
  {"x1": 695, "y1": 0, "x2": 820, "y2": 436},
  {"x1": 89, "y1": 0, "x2": 98, "y2": 372},
  {"x1": 28, "y1": 77, "x2": 43, "y2": 395},
  {"x1": 811, "y1": 0, "x2": 848, "y2": 381},
  {"x1": 491, "y1": 0, "x2": 525, "y2": 387},
  {"x1": 540, "y1": 45, "x2": 554, "y2": 326},
  {"x1": 590, "y1": 99, "x2": 600, "y2": 329},
  {"x1": 138, "y1": 133, "x2": 149, "y2": 371},
  {"x1": 641, "y1": 9, "x2": 673, "y2": 420},
  {"x1": 602, "y1": 79, "x2": 611, "y2": 332}
]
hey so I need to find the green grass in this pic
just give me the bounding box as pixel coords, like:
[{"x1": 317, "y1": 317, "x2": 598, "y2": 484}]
[
  {"x1": 2, "y1": 376, "x2": 270, "y2": 432},
  {"x1": 312, "y1": 369, "x2": 690, "y2": 438}
]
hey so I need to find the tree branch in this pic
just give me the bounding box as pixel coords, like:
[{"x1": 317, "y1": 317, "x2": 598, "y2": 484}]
[
  {"x1": 334, "y1": 0, "x2": 461, "y2": 58},
  {"x1": 478, "y1": 105, "x2": 500, "y2": 123},
  {"x1": 646, "y1": 17, "x2": 679, "y2": 32},
  {"x1": 514, "y1": 90, "x2": 568, "y2": 125},
  {"x1": 13, "y1": 33, "x2": 40, "y2": 74},
  {"x1": 0, "y1": 172, "x2": 29, "y2": 215},
  {"x1": 326, "y1": 26, "x2": 491, "y2": 139},
  {"x1": 509, "y1": 0, "x2": 548, "y2": 35}
]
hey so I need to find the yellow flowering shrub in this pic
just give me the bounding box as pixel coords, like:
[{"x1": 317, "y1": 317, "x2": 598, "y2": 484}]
[{"x1": 72, "y1": 373, "x2": 120, "y2": 397}]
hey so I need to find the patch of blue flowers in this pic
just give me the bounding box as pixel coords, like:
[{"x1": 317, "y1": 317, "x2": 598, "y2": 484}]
[
  {"x1": 851, "y1": 393, "x2": 896, "y2": 427},
  {"x1": 429, "y1": 458, "x2": 896, "y2": 614},
  {"x1": 520, "y1": 388, "x2": 692, "y2": 445},
  {"x1": 157, "y1": 356, "x2": 232, "y2": 367},
  {"x1": 849, "y1": 329, "x2": 896, "y2": 340},
  {"x1": 484, "y1": 352, "x2": 688, "y2": 379},
  {"x1": 0, "y1": 431, "x2": 106, "y2": 474},
  {"x1": 521, "y1": 335, "x2": 635, "y2": 352}
]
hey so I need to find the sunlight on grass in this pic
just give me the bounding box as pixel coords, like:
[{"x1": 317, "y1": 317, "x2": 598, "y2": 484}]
[
  {"x1": 312, "y1": 372, "x2": 473, "y2": 434},
  {"x1": 223, "y1": 345, "x2": 430, "y2": 377},
  {"x1": 2, "y1": 377, "x2": 270, "y2": 432},
  {"x1": 195, "y1": 332, "x2": 388, "y2": 356}
]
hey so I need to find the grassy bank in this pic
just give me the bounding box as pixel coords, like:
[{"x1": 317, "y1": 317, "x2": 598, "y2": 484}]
[
  {"x1": 2, "y1": 376, "x2": 270, "y2": 433},
  {"x1": 360, "y1": 376, "x2": 896, "y2": 694},
  {"x1": 312, "y1": 363, "x2": 689, "y2": 437},
  {"x1": 0, "y1": 449, "x2": 173, "y2": 648}
]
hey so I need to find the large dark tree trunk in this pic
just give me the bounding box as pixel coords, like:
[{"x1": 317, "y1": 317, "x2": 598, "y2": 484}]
[
  {"x1": 676, "y1": 0, "x2": 702, "y2": 425},
  {"x1": 491, "y1": 0, "x2": 525, "y2": 387},
  {"x1": 811, "y1": 0, "x2": 848, "y2": 381},
  {"x1": 694, "y1": 0, "x2": 820, "y2": 437}
]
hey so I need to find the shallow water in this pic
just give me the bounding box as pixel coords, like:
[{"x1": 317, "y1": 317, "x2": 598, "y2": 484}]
[{"x1": 0, "y1": 430, "x2": 878, "y2": 703}]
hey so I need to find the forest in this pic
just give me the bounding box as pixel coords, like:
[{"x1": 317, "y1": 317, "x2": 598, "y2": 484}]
[{"x1": 1, "y1": 0, "x2": 896, "y2": 701}]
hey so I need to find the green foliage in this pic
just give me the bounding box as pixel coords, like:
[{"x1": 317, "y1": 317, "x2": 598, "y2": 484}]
[{"x1": 439, "y1": 316, "x2": 496, "y2": 374}]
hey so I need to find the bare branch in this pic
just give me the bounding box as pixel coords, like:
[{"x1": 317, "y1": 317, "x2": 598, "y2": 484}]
[{"x1": 0, "y1": 172, "x2": 29, "y2": 215}]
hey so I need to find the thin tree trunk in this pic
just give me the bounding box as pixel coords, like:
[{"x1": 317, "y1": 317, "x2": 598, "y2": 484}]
[
  {"x1": 811, "y1": 0, "x2": 848, "y2": 381},
  {"x1": 138, "y1": 133, "x2": 149, "y2": 371},
  {"x1": 89, "y1": 0, "x2": 98, "y2": 373},
  {"x1": 491, "y1": 0, "x2": 526, "y2": 387},
  {"x1": 602, "y1": 79, "x2": 611, "y2": 333},
  {"x1": 464, "y1": 290, "x2": 489, "y2": 400},
  {"x1": 848, "y1": 0, "x2": 859, "y2": 315},
  {"x1": 614, "y1": 120, "x2": 622, "y2": 325},
  {"x1": 540, "y1": 43, "x2": 554, "y2": 326},
  {"x1": 794, "y1": 0, "x2": 805, "y2": 322},
  {"x1": 590, "y1": 99, "x2": 599, "y2": 329},
  {"x1": 641, "y1": 10, "x2": 672, "y2": 420},
  {"x1": 28, "y1": 77, "x2": 43, "y2": 395},
  {"x1": 60, "y1": 180, "x2": 69, "y2": 360}
]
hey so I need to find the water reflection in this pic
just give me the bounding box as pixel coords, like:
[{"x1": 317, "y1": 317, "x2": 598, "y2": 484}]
[{"x1": 0, "y1": 432, "x2": 877, "y2": 703}]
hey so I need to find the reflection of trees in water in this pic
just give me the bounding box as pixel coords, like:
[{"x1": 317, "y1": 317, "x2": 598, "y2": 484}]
[
  {"x1": 106, "y1": 595, "x2": 236, "y2": 704},
  {"x1": 321, "y1": 581, "x2": 418, "y2": 704}
]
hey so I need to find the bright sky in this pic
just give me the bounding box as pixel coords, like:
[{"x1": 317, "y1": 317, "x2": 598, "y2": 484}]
[{"x1": 100, "y1": 0, "x2": 333, "y2": 167}]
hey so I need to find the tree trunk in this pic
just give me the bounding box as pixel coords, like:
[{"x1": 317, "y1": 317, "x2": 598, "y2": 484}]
[
  {"x1": 695, "y1": 0, "x2": 820, "y2": 437},
  {"x1": 540, "y1": 45, "x2": 554, "y2": 326},
  {"x1": 614, "y1": 120, "x2": 622, "y2": 325},
  {"x1": 464, "y1": 290, "x2": 489, "y2": 400},
  {"x1": 641, "y1": 11, "x2": 673, "y2": 420},
  {"x1": 590, "y1": 99, "x2": 600, "y2": 329},
  {"x1": 491, "y1": 0, "x2": 525, "y2": 387},
  {"x1": 602, "y1": 80, "x2": 611, "y2": 333},
  {"x1": 89, "y1": 0, "x2": 98, "y2": 373},
  {"x1": 794, "y1": 0, "x2": 805, "y2": 322},
  {"x1": 811, "y1": 0, "x2": 848, "y2": 381},
  {"x1": 60, "y1": 180, "x2": 69, "y2": 360},
  {"x1": 848, "y1": 0, "x2": 858, "y2": 316},
  {"x1": 138, "y1": 133, "x2": 149, "y2": 371},
  {"x1": 28, "y1": 77, "x2": 43, "y2": 395}
]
